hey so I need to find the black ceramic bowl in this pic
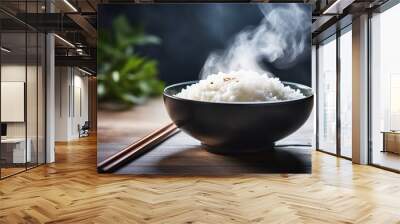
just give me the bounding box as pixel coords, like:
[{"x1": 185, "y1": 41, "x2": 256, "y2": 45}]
[{"x1": 163, "y1": 81, "x2": 314, "y2": 154}]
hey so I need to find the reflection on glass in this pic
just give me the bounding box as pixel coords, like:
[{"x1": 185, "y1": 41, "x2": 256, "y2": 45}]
[
  {"x1": 318, "y1": 37, "x2": 337, "y2": 154},
  {"x1": 340, "y1": 29, "x2": 352, "y2": 158},
  {"x1": 371, "y1": 4, "x2": 400, "y2": 171}
]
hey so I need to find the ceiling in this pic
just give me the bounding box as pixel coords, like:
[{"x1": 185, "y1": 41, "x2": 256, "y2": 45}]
[{"x1": 0, "y1": 0, "x2": 391, "y2": 74}]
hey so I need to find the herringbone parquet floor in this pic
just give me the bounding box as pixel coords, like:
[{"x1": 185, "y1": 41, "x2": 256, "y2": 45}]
[{"x1": 1, "y1": 135, "x2": 400, "y2": 223}]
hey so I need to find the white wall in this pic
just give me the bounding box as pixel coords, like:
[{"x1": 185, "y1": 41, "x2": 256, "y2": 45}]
[
  {"x1": 55, "y1": 66, "x2": 70, "y2": 141},
  {"x1": 72, "y1": 73, "x2": 89, "y2": 138},
  {"x1": 55, "y1": 67, "x2": 89, "y2": 141}
]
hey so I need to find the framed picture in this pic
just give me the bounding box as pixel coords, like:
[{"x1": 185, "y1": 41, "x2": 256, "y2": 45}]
[{"x1": 97, "y1": 3, "x2": 313, "y2": 174}]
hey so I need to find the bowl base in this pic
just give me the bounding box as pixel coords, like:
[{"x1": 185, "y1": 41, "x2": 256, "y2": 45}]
[{"x1": 202, "y1": 143, "x2": 275, "y2": 155}]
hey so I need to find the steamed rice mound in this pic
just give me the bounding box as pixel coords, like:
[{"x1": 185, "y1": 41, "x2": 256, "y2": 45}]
[{"x1": 175, "y1": 70, "x2": 304, "y2": 102}]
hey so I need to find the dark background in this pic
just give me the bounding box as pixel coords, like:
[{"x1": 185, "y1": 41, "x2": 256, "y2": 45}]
[{"x1": 98, "y1": 3, "x2": 311, "y2": 86}]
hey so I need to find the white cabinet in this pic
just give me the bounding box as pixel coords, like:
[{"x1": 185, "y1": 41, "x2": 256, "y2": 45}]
[{"x1": 1, "y1": 138, "x2": 32, "y2": 163}]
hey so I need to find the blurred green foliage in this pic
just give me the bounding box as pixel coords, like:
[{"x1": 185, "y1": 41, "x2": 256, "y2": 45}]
[{"x1": 98, "y1": 16, "x2": 164, "y2": 109}]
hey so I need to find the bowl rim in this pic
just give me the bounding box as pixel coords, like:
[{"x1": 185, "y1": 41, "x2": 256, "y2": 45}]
[{"x1": 163, "y1": 80, "x2": 314, "y2": 105}]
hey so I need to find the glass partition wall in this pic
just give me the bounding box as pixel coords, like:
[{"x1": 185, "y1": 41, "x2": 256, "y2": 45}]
[
  {"x1": 0, "y1": 2, "x2": 46, "y2": 179},
  {"x1": 0, "y1": 30, "x2": 27, "y2": 177},
  {"x1": 316, "y1": 26, "x2": 352, "y2": 159}
]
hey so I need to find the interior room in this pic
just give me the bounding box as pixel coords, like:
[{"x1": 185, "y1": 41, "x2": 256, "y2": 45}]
[
  {"x1": 1, "y1": 0, "x2": 400, "y2": 223},
  {"x1": 0, "y1": 0, "x2": 96, "y2": 179},
  {"x1": 0, "y1": 11, "x2": 46, "y2": 178}
]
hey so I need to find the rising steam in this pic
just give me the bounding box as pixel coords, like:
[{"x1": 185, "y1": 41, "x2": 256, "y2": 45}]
[{"x1": 200, "y1": 4, "x2": 310, "y2": 78}]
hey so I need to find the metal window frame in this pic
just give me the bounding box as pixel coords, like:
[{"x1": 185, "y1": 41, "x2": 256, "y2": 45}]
[
  {"x1": 315, "y1": 22, "x2": 353, "y2": 161},
  {"x1": 0, "y1": 16, "x2": 2, "y2": 179}
]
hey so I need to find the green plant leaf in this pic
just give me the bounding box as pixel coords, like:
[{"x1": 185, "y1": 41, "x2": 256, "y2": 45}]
[{"x1": 97, "y1": 15, "x2": 165, "y2": 109}]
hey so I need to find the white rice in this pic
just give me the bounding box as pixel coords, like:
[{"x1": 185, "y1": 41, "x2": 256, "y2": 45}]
[{"x1": 175, "y1": 70, "x2": 304, "y2": 102}]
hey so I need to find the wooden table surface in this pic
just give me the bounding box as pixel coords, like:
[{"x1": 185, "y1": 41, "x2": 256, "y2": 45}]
[{"x1": 98, "y1": 97, "x2": 313, "y2": 175}]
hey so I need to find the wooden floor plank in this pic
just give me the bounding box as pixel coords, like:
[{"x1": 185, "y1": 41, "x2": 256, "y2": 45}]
[{"x1": 0, "y1": 135, "x2": 399, "y2": 223}]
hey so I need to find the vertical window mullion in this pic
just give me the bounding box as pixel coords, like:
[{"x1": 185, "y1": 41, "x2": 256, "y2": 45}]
[
  {"x1": 36, "y1": 0, "x2": 39, "y2": 167},
  {"x1": 367, "y1": 11, "x2": 373, "y2": 165},
  {"x1": 25, "y1": 0, "x2": 28, "y2": 171},
  {"x1": 336, "y1": 28, "x2": 341, "y2": 157},
  {"x1": 0, "y1": 22, "x2": 2, "y2": 179},
  {"x1": 316, "y1": 44, "x2": 320, "y2": 150}
]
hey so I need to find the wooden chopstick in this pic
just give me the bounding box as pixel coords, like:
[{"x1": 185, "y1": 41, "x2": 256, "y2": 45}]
[
  {"x1": 98, "y1": 123, "x2": 175, "y2": 168},
  {"x1": 97, "y1": 123, "x2": 179, "y2": 173}
]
